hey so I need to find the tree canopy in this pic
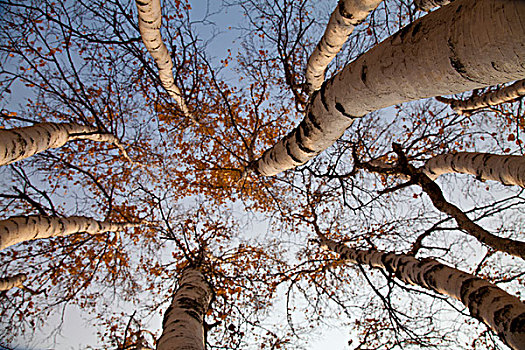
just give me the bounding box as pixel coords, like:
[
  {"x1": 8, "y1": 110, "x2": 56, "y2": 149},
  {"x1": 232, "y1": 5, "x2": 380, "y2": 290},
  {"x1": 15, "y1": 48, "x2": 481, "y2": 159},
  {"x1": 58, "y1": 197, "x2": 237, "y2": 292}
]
[{"x1": 0, "y1": 0, "x2": 524, "y2": 349}]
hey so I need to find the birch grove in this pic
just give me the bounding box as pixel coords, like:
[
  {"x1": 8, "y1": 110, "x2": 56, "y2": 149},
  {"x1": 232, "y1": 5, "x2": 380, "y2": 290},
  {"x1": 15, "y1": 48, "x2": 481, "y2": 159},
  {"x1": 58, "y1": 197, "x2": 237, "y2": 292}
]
[
  {"x1": 0, "y1": 215, "x2": 137, "y2": 250},
  {"x1": 319, "y1": 235, "x2": 525, "y2": 350},
  {"x1": 305, "y1": 0, "x2": 383, "y2": 94},
  {"x1": 0, "y1": 122, "x2": 133, "y2": 166},
  {"x1": 422, "y1": 152, "x2": 525, "y2": 188},
  {"x1": 156, "y1": 268, "x2": 213, "y2": 350},
  {"x1": 256, "y1": 0, "x2": 525, "y2": 176},
  {"x1": 1, "y1": 0, "x2": 525, "y2": 348}
]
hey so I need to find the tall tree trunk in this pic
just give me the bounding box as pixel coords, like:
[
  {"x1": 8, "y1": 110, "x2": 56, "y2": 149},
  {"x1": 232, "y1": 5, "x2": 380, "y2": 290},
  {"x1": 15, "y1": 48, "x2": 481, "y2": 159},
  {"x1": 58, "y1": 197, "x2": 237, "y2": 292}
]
[
  {"x1": 356, "y1": 146, "x2": 525, "y2": 259},
  {"x1": 305, "y1": 0, "x2": 383, "y2": 94},
  {"x1": 0, "y1": 215, "x2": 138, "y2": 250},
  {"x1": 256, "y1": 0, "x2": 525, "y2": 176},
  {"x1": 422, "y1": 152, "x2": 525, "y2": 187},
  {"x1": 319, "y1": 236, "x2": 525, "y2": 350},
  {"x1": 0, "y1": 273, "x2": 27, "y2": 291},
  {"x1": 436, "y1": 79, "x2": 525, "y2": 114},
  {"x1": 414, "y1": 0, "x2": 453, "y2": 11},
  {"x1": 135, "y1": 0, "x2": 193, "y2": 121},
  {"x1": 0, "y1": 122, "x2": 131, "y2": 166},
  {"x1": 157, "y1": 268, "x2": 213, "y2": 350}
]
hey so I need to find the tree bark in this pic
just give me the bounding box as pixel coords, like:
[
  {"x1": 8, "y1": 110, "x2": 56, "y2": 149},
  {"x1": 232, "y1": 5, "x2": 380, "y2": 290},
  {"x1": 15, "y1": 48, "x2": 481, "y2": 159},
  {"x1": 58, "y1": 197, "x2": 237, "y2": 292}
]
[
  {"x1": 0, "y1": 273, "x2": 27, "y2": 291},
  {"x1": 422, "y1": 152, "x2": 525, "y2": 188},
  {"x1": 414, "y1": 0, "x2": 453, "y2": 11},
  {"x1": 157, "y1": 267, "x2": 213, "y2": 350},
  {"x1": 135, "y1": 0, "x2": 193, "y2": 121},
  {"x1": 256, "y1": 0, "x2": 525, "y2": 176},
  {"x1": 0, "y1": 122, "x2": 130, "y2": 166},
  {"x1": 320, "y1": 236, "x2": 525, "y2": 350},
  {"x1": 0, "y1": 215, "x2": 137, "y2": 250},
  {"x1": 305, "y1": 0, "x2": 383, "y2": 94},
  {"x1": 436, "y1": 79, "x2": 525, "y2": 114}
]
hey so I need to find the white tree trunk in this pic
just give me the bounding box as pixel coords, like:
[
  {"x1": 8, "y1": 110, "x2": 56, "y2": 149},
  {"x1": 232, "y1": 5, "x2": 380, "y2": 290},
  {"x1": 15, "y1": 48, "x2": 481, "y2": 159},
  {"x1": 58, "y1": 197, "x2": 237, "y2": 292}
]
[
  {"x1": 0, "y1": 273, "x2": 27, "y2": 291},
  {"x1": 437, "y1": 79, "x2": 525, "y2": 114},
  {"x1": 135, "y1": 0, "x2": 193, "y2": 121},
  {"x1": 321, "y1": 237, "x2": 525, "y2": 350},
  {"x1": 0, "y1": 122, "x2": 130, "y2": 166},
  {"x1": 0, "y1": 215, "x2": 137, "y2": 250},
  {"x1": 305, "y1": 0, "x2": 383, "y2": 94},
  {"x1": 256, "y1": 0, "x2": 525, "y2": 176},
  {"x1": 414, "y1": 0, "x2": 453, "y2": 11},
  {"x1": 423, "y1": 152, "x2": 525, "y2": 188},
  {"x1": 157, "y1": 268, "x2": 213, "y2": 350}
]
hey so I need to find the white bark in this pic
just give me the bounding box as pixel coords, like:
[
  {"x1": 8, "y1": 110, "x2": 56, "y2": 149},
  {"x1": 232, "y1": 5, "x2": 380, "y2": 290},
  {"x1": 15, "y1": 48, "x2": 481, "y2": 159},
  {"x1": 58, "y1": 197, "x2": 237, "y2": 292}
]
[
  {"x1": 414, "y1": 0, "x2": 453, "y2": 11},
  {"x1": 256, "y1": 0, "x2": 525, "y2": 176},
  {"x1": 321, "y1": 237, "x2": 525, "y2": 350},
  {"x1": 135, "y1": 0, "x2": 193, "y2": 121},
  {"x1": 0, "y1": 273, "x2": 27, "y2": 291},
  {"x1": 305, "y1": 0, "x2": 383, "y2": 94},
  {"x1": 437, "y1": 79, "x2": 525, "y2": 114},
  {"x1": 157, "y1": 268, "x2": 213, "y2": 350},
  {"x1": 423, "y1": 152, "x2": 525, "y2": 188},
  {"x1": 0, "y1": 122, "x2": 132, "y2": 166},
  {"x1": 0, "y1": 215, "x2": 138, "y2": 250}
]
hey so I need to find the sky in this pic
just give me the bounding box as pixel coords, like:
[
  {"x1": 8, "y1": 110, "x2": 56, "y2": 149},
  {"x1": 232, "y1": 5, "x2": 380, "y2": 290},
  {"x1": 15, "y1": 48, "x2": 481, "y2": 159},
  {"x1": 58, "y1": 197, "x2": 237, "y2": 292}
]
[{"x1": 3, "y1": 0, "x2": 524, "y2": 349}]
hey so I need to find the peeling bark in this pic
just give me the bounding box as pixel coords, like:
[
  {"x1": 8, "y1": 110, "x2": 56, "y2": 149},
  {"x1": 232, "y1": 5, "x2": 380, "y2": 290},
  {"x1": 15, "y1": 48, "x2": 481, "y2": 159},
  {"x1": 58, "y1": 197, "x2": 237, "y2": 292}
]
[
  {"x1": 320, "y1": 236, "x2": 525, "y2": 350},
  {"x1": 423, "y1": 152, "x2": 525, "y2": 188},
  {"x1": 0, "y1": 215, "x2": 138, "y2": 250},
  {"x1": 0, "y1": 122, "x2": 133, "y2": 166},
  {"x1": 135, "y1": 0, "x2": 193, "y2": 121},
  {"x1": 436, "y1": 79, "x2": 525, "y2": 114},
  {"x1": 305, "y1": 0, "x2": 383, "y2": 94},
  {"x1": 414, "y1": 0, "x2": 453, "y2": 12},
  {"x1": 0, "y1": 273, "x2": 27, "y2": 291},
  {"x1": 256, "y1": 0, "x2": 525, "y2": 176},
  {"x1": 157, "y1": 268, "x2": 213, "y2": 350}
]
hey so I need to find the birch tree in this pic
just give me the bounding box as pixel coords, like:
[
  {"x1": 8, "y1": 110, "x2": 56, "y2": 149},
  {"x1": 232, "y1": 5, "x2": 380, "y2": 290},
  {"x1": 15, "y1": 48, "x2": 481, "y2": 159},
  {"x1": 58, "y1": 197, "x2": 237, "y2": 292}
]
[
  {"x1": 0, "y1": 215, "x2": 138, "y2": 250},
  {"x1": 422, "y1": 152, "x2": 525, "y2": 188},
  {"x1": 305, "y1": 0, "x2": 383, "y2": 94},
  {"x1": 354, "y1": 144, "x2": 525, "y2": 259},
  {"x1": 436, "y1": 79, "x2": 525, "y2": 115},
  {"x1": 1, "y1": 0, "x2": 524, "y2": 348},
  {"x1": 0, "y1": 122, "x2": 134, "y2": 166},
  {"x1": 156, "y1": 267, "x2": 213, "y2": 350},
  {"x1": 317, "y1": 234, "x2": 525, "y2": 350},
  {"x1": 0, "y1": 273, "x2": 27, "y2": 291},
  {"x1": 256, "y1": 0, "x2": 525, "y2": 176}
]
